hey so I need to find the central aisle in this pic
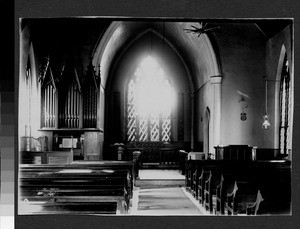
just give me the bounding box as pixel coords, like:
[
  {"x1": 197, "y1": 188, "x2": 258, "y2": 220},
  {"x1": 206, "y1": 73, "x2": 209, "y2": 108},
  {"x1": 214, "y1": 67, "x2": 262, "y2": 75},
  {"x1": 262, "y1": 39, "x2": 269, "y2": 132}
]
[
  {"x1": 131, "y1": 169, "x2": 205, "y2": 215},
  {"x1": 135, "y1": 187, "x2": 203, "y2": 215}
]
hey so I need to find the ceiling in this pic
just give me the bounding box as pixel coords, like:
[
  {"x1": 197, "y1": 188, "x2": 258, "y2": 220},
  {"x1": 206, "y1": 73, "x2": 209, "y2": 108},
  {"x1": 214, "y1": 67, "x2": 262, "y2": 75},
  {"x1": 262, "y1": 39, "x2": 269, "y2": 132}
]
[
  {"x1": 25, "y1": 18, "x2": 292, "y2": 89},
  {"x1": 255, "y1": 20, "x2": 292, "y2": 39}
]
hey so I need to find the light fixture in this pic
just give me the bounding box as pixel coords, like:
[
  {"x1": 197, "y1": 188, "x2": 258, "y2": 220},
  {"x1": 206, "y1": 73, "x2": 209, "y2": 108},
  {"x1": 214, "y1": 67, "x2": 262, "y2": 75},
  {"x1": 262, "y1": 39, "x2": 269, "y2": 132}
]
[
  {"x1": 183, "y1": 22, "x2": 220, "y2": 37},
  {"x1": 262, "y1": 80, "x2": 271, "y2": 130}
]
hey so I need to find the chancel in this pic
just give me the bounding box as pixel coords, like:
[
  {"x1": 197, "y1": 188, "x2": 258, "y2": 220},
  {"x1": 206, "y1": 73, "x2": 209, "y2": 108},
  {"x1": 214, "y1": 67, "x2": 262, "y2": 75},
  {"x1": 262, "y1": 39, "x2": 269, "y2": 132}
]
[{"x1": 18, "y1": 18, "x2": 293, "y2": 216}]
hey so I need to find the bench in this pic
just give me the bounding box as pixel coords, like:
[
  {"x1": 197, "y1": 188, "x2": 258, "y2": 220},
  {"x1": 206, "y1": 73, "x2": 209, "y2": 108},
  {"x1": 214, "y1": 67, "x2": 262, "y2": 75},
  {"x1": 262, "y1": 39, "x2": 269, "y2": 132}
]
[
  {"x1": 203, "y1": 169, "x2": 222, "y2": 213},
  {"x1": 178, "y1": 150, "x2": 188, "y2": 175},
  {"x1": 185, "y1": 159, "x2": 291, "y2": 215},
  {"x1": 226, "y1": 181, "x2": 259, "y2": 215},
  {"x1": 254, "y1": 161, "x2": 291, "y2": 215},
  {"x1": 197, "y1": 169, "x2": 211, "y2": 204},
  {"x1": 215, "y1": 145, "x2": 253, "y2": 161},
  {"x1": 185, "y1": 159, "x2": 216, "y2": 193},
  {"x1": 246, "y1": 190, "x2": 264, "y2": 215},
  {"x1": 208, "y1": 165, "x2": 251, "y2": 214},
  {"x1": 19, "y1": 161, "x2": 134, "y2": 215}
]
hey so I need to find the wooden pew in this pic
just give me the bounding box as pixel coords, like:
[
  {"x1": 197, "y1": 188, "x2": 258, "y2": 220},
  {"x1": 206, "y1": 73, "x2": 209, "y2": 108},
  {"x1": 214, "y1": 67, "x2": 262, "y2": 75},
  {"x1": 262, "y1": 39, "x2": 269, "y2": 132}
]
[
  {"x1": 179, "y1": 150, "x2": 188, "y2": 175},
  {"x1": 203, "y1": 169, "x2": 222, "y2": 213},
  {"x1": 225, "y1": 160, "x2": 291, "y2": 215},
  {"x1": 185, "y1": 159, "x2": 217, "y2": 193},
  {"x1": 246, "y1": 190, "x2": 264, "y2": 215},
  {"x1": 20, "y1": 200, "x2": 120, "y2": 214},
  {"x1": 215, "y1": 145, "x2": 253, "y2": 160},
  {"x1": 19, "y1": 161, "x2": 134, "y2": 215},
  {"x1": 226, "y1": 181, "x2": 259, "y2": 215},
  {"x1": 20, "y1": 172, "x2": 130, "y2": 214},
  {"x1": 253, "y1": 160, "x2": 291, "y2": 215},
  {"x1": 213, "y1": 166, "x2": 252, "y2": 215},
  {"x1": 215, "y1": 174, "x2": 236, "y2": 215},
  {"x1": 185, "y1": 159, "x2": 291, "y2": 215},
  {"x1": 197, "y1": 169, "x2": 211, "y2": 204}
]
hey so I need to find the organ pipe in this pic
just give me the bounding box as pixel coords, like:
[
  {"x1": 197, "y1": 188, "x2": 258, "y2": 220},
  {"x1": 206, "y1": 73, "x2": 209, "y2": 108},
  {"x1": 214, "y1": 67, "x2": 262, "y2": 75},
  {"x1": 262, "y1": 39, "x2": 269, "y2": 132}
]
[{"x1": 42, "y1": 62, "x2": 98, "y2": 129}]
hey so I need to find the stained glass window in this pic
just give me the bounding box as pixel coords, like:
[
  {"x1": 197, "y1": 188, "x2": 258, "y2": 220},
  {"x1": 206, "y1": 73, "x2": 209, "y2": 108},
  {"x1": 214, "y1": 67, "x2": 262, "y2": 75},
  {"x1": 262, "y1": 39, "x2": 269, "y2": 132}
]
[
  {"x1": 279, "y1": 54, "x2": 291, "y2": 155},
  {"x1": 126, "y1": 56, "x2": 174, "y2": 142}
]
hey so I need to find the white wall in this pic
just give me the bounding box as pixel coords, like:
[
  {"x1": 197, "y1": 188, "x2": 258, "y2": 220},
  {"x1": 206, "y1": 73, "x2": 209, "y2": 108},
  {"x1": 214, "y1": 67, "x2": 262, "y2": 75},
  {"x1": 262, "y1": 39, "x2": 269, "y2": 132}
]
[
  {"x1": 266, "y1": 25, "x2": 293, "y2": 149},
  {"x1": 19, "y1": 24, "x2": 42, "y2": 151},
  {"x1": 217, "y1": 24, "x2": 266, "y2": 147}
]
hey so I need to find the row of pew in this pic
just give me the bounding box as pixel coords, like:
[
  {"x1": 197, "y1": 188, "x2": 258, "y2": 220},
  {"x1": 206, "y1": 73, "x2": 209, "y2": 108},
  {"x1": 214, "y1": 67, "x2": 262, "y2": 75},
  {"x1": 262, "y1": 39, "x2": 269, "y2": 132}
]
[
  {"x1": 19, "y1": 161, "x2": 135, "y2": 215},
  {"x1": 185, "y1": 159, "x2": 291, "y2": 215}
]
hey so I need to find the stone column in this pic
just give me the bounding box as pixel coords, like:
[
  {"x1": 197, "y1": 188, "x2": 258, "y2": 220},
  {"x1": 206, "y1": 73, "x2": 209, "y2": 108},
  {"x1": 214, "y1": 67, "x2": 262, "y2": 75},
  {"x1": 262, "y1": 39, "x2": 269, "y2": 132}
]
[
  {"x1": 190, "y1": 93, "x2": 195, "y2": 151},
  {"x1": 210, "y1": 75, "x2": 222, "y2": 159}
]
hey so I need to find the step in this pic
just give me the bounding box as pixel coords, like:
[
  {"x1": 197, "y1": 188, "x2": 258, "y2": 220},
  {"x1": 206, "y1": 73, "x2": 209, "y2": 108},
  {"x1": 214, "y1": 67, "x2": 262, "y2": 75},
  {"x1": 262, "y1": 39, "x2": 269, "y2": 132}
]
[
  {"x1": 135, "y1": 179, "x2": 185, "y2": 189},
  {"x1": 140, "y1": 163, "x2": 179, "y2": 169}
]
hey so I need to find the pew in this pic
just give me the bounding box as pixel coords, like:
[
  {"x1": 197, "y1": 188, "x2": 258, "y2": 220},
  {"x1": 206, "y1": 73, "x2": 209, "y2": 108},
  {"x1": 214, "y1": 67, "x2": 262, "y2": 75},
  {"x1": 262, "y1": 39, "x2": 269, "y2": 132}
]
[
  {"x1": 246, "y1": 190, "x2": 264, "y2": 215},
  {"x1": 197, "y1": 169, "x2": 211, "y2": 204},
  {"x1": 185, "y1": 159, "x2": 291, "y2": 215},
  {"x1": 214, "y1": 145, "x2": 253, "y2": 160},
  {"x1": 185, "y1": 159, "x2": 217, "y2": 193},
  {"x1": 203, "y1": 170, "x2": 222, "y2": 213},
  {"x1": 213, "y1": 170, "x2": 249, "y2": 215},
  {"x1": 226, "y1": 181, "x2": 259, "y2": 215},
  {"x1": 179, "y1": 150, "x2": 188, "y2": 175},
  {"x1": 254, "y1": 162, "x2": 291, "y2": 215},
  {"x1": 19, "y1": 161, "x2": 134, "y2": 215},
  {"x1": 215, "y1": 174, "x2": 236, "y2": 215}
]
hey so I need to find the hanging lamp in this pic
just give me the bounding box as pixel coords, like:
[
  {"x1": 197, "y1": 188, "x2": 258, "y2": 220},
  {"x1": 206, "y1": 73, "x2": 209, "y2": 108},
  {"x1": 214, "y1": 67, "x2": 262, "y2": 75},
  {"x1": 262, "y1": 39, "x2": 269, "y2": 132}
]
[{"x1": 262, "y1": 80, "x2": 271, "y2": 130}]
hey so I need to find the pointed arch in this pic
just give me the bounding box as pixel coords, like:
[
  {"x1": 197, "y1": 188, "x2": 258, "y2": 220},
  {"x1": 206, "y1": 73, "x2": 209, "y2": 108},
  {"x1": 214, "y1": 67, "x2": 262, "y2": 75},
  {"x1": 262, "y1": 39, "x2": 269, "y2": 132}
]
[
  {"x1": 274, "y1": 44, "x2": 292, "y2": 155},
  {"x1": 204, "y1": 106, "x2": 211, "y2": 159}
]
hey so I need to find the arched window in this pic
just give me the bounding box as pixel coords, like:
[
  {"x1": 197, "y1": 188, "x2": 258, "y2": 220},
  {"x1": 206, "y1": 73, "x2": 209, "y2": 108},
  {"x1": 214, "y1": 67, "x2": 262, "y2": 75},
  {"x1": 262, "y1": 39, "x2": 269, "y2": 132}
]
[
  {"x1": 25, "y1": 55, "x2": 32, "y2": 129},
  {"x1": 279, "y1": 54, "x2": 291, "y2": 155},
  {"x1": 126, "y1": 56, "x2": 175, "y2": 142}
]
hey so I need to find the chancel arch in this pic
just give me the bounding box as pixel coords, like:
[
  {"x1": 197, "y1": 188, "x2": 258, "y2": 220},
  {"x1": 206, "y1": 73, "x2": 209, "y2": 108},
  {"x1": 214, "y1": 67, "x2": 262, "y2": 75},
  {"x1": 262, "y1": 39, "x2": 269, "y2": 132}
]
[{"x1": 93, "y1": 21, "x2": 222, "y2": 159}]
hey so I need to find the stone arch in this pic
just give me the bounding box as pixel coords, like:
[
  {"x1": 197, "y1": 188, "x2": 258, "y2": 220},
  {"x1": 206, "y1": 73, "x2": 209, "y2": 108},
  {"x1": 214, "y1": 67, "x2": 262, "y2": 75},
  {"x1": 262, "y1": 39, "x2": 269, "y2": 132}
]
[
  {"x1": 92, "y1": 21, "x2": 222, "y2": 151},
  {"x1": 92, "y1": 21, "x2": 221, "y2": 91},
  {"x1": 273, "y1": 44, "x2": 287, "y2": 148}
]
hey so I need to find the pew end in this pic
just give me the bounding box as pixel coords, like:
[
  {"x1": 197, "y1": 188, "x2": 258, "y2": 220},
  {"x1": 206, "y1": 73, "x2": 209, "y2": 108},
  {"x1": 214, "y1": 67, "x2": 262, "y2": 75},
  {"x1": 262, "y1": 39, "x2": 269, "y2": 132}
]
[{"x1": 226, "y1": 181, "x2": 259, "y2": 215}]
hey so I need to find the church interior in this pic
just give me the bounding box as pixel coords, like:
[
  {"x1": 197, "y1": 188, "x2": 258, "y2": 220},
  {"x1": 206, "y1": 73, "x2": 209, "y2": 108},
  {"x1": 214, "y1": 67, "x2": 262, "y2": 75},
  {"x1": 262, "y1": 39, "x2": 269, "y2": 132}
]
[{"x1": 18, "y1": 18, "x2": 293, "y2": 216}]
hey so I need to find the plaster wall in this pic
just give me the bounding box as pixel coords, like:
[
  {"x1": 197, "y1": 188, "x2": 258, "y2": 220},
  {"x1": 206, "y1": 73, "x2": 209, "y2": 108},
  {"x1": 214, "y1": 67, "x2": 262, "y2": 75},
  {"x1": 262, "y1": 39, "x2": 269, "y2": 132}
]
[
  {"x1": 217, "y1": 23, "x2": 266, "y2": 147},
  {"x1": 265, "y1": 25, "x2": 293, "y2": 149},
  {"x1": 195, "y1": 82, "x2": 211, "y2": 152},
  {"x1": 19, "y1": 24, "x2": 42, "y2": 149}
]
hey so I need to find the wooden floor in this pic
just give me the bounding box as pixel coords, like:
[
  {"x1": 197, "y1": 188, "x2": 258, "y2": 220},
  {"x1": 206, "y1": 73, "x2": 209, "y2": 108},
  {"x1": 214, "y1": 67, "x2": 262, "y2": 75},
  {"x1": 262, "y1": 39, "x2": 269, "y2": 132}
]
[{"x1": 130, "y1": 169, "x2": 210, "y2": 215}]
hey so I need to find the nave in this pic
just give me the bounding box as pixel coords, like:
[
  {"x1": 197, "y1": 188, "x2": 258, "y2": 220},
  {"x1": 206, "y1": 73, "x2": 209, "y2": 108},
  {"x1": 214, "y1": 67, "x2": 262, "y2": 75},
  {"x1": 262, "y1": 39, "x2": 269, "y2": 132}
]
[
  {"x1": 18, "y1": 18, "x2": 293, "y2": 218},
  {"x1": 131, "y1": 169, "x2": 205, "y2": 215},
  {"x1": 19, "y1": 150, "x2": 291, "y2": 216}
]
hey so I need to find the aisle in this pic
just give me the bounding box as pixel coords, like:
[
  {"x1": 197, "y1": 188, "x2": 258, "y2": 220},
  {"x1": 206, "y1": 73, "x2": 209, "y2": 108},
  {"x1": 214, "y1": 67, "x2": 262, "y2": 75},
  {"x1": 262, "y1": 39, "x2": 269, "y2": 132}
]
[
  {"x1": 134, "y1": 187, "x2": 203, "y2": 215},
  {"x1": 131, "y1": 169, "x2": 205, "y2": 215}
]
